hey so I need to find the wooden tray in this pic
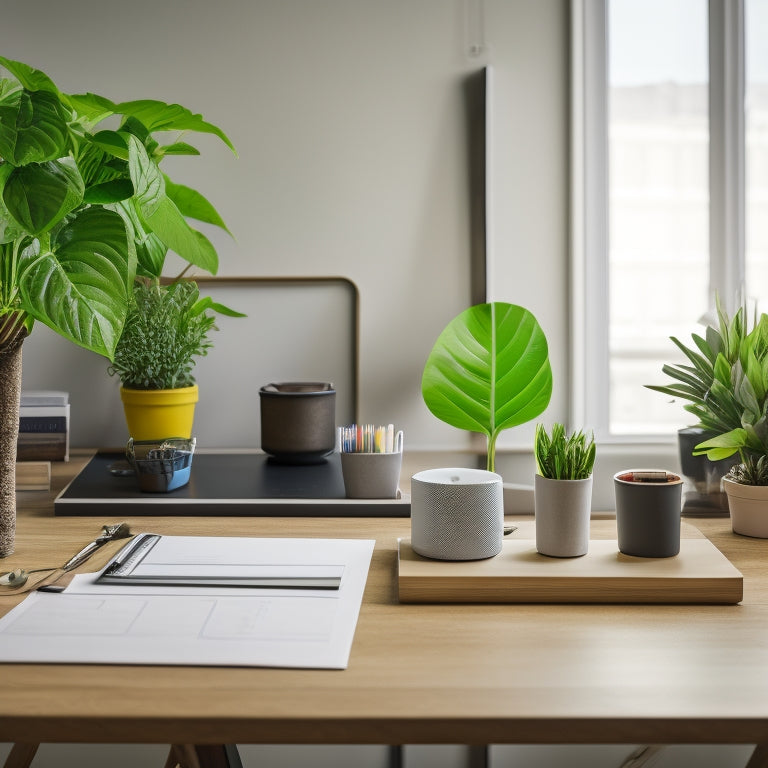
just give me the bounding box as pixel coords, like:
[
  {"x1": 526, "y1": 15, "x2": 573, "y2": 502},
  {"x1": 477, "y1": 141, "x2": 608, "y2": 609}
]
[{"x1": 398, "y1": 526, "x2": 743, "y2": 604}]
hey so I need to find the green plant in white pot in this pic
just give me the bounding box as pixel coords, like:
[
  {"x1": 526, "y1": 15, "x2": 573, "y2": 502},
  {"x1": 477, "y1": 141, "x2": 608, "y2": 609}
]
[
  {"x1": 0, "y1": 56, "x2": 235, "y2": 555},
  {"x1": 534, "y1": 423, "x2": 595, "y2": 557},
  {"x1": 421, "y1": 302, "x2": 553, "y2": 472},
  {"x1": 647, "y1": 301, "x2": 768, "y2": 537}
]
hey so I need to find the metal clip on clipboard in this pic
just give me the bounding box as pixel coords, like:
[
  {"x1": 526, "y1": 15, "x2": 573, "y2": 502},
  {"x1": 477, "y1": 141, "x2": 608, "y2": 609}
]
[{"x1": 97, "y1": 533, "x2": 344, "y2": 590}]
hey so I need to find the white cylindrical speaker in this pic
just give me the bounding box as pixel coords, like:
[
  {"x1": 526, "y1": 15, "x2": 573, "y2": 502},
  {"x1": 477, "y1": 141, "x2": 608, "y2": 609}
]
[{"x1": 410, "y1": 467, "x2": 504, "y2": 560}]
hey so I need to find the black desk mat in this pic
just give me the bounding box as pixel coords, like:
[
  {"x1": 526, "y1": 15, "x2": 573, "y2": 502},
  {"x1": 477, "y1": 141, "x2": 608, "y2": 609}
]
[{"x1": 55, "y1": 452, "x2": 411, "y2": 517}]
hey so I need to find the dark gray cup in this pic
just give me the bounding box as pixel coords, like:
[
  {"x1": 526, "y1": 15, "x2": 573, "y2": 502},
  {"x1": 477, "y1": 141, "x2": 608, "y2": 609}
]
[
  {"x1": 614, "y1": 469, "x2": 683, "y2": 557},
  {"x1": 259, "y1": 382, "x2": 336, "y2": 464}
]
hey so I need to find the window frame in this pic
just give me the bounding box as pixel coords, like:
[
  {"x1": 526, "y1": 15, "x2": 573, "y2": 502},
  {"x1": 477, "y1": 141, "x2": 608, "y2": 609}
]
[{"x1": 570, "y1": 0, "x2": 747, "y2": 442}]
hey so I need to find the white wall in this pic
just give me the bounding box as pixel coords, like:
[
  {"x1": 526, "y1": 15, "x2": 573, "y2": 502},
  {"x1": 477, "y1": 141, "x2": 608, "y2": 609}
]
[
  {"x1": 3, "y1": 3, "x2": 728, "y2": 766},
  {"x1": 2, "y1": 0, "x2": 570, "y2": 458}
]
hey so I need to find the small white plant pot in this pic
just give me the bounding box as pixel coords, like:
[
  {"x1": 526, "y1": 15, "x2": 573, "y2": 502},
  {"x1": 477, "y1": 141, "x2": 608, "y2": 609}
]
[
  {"x1": 723, "y1": 478, "x2": 768, "y2": 538},
  {"x1": 534, "y1": 475, "x2": 593, "y2": 558}
]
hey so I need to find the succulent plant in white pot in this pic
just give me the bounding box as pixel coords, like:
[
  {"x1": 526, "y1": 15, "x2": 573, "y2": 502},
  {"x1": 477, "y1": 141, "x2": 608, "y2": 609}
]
[{"x1": 533, "y1": 422, "x2": 596, "y2": 557}]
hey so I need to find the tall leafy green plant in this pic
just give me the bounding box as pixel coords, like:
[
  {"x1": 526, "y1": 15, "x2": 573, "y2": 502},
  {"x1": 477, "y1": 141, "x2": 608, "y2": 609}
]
[
  {"x1": 646, "y1": 301, "x2": 768, "y2": 465},
  {"x1": 0, "y1": 55, "x2": 235, "y2": 359},
  {"x1": 0, "y1": 56, "x2": 235, "y2": 556},
  {"x1": 421, "y1": 302, "x2": 552, "y2": 472}
]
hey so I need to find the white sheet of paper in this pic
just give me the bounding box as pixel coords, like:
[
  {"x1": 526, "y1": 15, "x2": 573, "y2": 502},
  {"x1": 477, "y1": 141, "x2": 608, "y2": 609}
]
[{"x1": 0, "y1": 537, "x2": 374, "y2": 669}]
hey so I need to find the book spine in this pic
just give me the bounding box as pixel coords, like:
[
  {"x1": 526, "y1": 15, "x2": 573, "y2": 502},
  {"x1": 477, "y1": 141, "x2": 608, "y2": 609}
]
[
  {"x1": 16, "y1": 441, "x2": 67, "y2": 462},
  {"x1": 19, "y1": 416, "x2": 68, "y2": 433}
]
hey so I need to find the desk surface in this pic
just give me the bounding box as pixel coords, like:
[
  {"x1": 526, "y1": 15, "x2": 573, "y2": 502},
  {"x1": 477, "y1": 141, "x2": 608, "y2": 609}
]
[{"x1": 2, "y1": 453, "x2": 768, "y2": 746}]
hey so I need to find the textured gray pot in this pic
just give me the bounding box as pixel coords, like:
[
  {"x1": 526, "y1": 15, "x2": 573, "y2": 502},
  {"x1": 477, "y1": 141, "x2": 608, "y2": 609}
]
[
  {"x1": 534, "y1": 474, "x2": 593, "y2": 557},
  {"x1": 259, "y1": 382, "x2": 336, "y2": 464},
  {"x1": 614, "y1": 469, "x2": 683, "y2": 557},
  {"x1": 410, "y1": 468, "x2": 503, "y2": 560},
  {"x1": 340, "y1": 450, "x2": 403, "y2": 498}
]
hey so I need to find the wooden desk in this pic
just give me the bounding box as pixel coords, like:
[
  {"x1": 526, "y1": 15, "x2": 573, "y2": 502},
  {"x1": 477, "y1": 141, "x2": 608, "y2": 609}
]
[{"x1": 2, "y1": 454, "x2": 768, "y2": 765}]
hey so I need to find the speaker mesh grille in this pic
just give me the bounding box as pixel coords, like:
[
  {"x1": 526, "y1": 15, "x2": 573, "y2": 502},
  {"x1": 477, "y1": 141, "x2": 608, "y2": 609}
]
[{"x1": 411, "y1": 479, "x2": 502, "y2": 560}]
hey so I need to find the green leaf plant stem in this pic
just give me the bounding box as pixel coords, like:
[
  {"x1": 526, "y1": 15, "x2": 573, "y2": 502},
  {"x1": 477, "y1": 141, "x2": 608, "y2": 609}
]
[
  {"x1": 535, "y1": 423, "x2": 596, "y2": 480},
  {"x1": 421, "y1": 302, "x2": 553, "y2": 473},
  {"x1": 0, "y1": 56, "x2": 236, "y2": 361},
  {"x1": 646, "y1": 299, "x2": 768, "y2": 483}
]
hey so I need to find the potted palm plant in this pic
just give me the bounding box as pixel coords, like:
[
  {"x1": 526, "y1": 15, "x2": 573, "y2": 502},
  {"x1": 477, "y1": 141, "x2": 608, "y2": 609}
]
[
  {"x1": 647, "y1": 301, "x2": 768, "y2": 537},
  {"x1": 533, "y1": 422, "x2": 595, "y2": 557},
  {"x1": 0, "y1": 56, "x2": 235, "y2": 555}
]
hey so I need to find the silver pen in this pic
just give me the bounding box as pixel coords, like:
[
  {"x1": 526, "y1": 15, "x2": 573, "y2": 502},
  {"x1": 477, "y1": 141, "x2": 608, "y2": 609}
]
[{"x1": 61, "y1": 522, "x2": 132, "y2": 572}]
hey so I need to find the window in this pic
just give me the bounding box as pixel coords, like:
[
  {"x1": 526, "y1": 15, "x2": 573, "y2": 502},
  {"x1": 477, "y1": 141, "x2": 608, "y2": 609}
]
[{"x1": 572, "y1": 0, "x2": 768, "y2": 440}]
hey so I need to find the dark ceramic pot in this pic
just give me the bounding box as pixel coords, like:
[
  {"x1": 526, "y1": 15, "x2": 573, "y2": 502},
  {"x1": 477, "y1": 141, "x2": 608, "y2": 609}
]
[
  {"x1": 259, "y1": 382, "x2": 336, "y2": 464},
  {"x1": 614, "y1": 469, "x2": 683, "y2": 558}
]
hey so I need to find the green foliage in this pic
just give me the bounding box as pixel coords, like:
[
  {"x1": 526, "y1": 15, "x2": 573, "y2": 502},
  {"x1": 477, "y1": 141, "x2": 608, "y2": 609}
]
[
  {"x1": 422, "y1": 302, "x2": 553, "y2": 472},
  {"x1": 0, "y1": 56, "x2": 235, "y2": 360},
  {"x1": 109, "y1": 279, "x2": 243, "y2": 390},
  {"x1": 646, "y1": 299, "x2": 768, "y2": 466},
  {"x1": 534, "y1": 423, "x2": 596, "y2": 480},
  {"x1": 727, "y1": 455, "x2": 768, "y2": 486}
]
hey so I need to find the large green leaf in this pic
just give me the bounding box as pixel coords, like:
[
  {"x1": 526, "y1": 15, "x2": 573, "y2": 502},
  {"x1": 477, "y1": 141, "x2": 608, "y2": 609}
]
[
  {"x1": 0, "y1": 88, "x2": 70, "y2": 165},
  {"x1": 422, "y1": 302, "x2": 552, "y2": 467},
  {"x1": 0, "y1": 56, "x2": 60, "y2": 95},
  {"x1": 114, "y1": 99, "x2": 236, "y2": 154},
  {"x1": 0, "y1": 165, "x2": 24, "y2": 243},
  {"x1": 84, "y1": 179, "x2": 133, "y2": 204},
  {"x1": 128, "y1": 136, "x2": 218, "y2": 274},
  {"x1": 17, "y1": 207, "x2": 134, "y2": 359},
  {"x1": 63, "y1": 92, "x2": 116, "y2": 126},
  {"x1": 108, "y1": 199, "x2": 168, "y2": 278},
  {"x1": 91, "y1": 130, "x2": 129, "y2": 160},
  {"x1": 2, "y1": 158, "x2": 84, "y2": 235},
  {"x1": 164, "y1": 175, "x2": 231, "y2": 235},
  {"x1": 694, "y1": 428, "x2": 748, "y2": 460}
]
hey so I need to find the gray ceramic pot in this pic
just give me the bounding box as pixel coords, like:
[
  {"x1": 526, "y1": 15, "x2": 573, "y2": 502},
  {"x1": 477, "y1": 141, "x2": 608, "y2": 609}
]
[
  {"x1": 614, "y1": 469, "x2": 683, "y2": 557},
  {"x1": 259, "y1": 382, "x2": 336, "y2": 464},
  {"x1": 534, "y1": 475, "x2": 592, "y2": 557}
]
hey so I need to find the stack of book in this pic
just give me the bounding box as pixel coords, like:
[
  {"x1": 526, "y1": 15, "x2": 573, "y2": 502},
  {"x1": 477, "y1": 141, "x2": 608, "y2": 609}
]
[{"x1": 17, "y1": 390, "x2": 70, "y2": 462}]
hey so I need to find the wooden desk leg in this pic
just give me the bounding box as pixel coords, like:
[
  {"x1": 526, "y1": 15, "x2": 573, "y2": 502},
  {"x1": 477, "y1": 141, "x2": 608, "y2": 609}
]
[
  {"x1": 746, "y1": 744, "x2": 768, "y2": 768},
  {"x1": 388, "y1": 745, "x2": 403, "y2": 768},
  {"x1": 3, "y1": 743, "x2": 39, "y2": 768},
  {"x1": 468, "y1": 745, "x2": 488, "y2": 768},
  {"x1": 165, "y1": 744, "x2": 243, "y2": 768}
]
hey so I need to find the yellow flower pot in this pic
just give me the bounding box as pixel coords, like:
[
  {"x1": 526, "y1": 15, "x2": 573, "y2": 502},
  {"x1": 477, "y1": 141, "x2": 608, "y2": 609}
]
[{"x1": 120, "y1": 385, "x2": 199, "y2": 441}]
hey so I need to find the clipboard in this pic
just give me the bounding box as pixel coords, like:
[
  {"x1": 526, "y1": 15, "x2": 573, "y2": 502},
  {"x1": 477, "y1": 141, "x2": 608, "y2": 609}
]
[{"x1": 97, "y1": 533, "x2": 344, "y2": 590}]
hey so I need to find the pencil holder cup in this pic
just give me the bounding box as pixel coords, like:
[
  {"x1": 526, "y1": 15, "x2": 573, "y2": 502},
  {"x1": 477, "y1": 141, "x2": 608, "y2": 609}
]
[
  {"x1": 614, "y1": 469, "x2": 683, "y2": 558},
  {"x1": 410, "y1": 468, "x2": 503, "y2": 561},
  {"x1": 340, "y1": 449, "x2": 403, "y2": 499},
  {"x1": 259, "y1": 382, "x2": 336, "y2": 464}
]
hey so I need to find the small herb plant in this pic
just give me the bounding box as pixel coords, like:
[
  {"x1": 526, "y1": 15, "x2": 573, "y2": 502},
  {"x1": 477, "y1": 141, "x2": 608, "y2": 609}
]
[
  {"x1": 727, "y1": 455, "x2": 768, "y2": 487},
  {"x1": 109, "y1": 279, "x2": 241, "y2": 390},
  {"x1": 535, "y1": 423, "x2": 596, "y2": 480}
]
